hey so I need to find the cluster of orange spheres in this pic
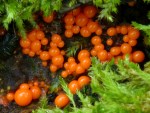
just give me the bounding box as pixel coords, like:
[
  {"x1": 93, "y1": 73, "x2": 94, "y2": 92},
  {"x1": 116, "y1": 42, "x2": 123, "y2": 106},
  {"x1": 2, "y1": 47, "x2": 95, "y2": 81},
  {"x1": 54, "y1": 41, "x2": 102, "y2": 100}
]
[
  {"x1": 6, "y1": 83, "x2": 41, "y2": 106},
  {"x1": 54, "y1": 75, "x2": 90, "y2": 108},
  {"x1": 90, "y1": 24, "x2": 145, "y2": 63},
  {"x1": 68, "y1": 75, "x2": 91, "y2": 94},
  {"x1": 61, "y1": 49, "x2": 91, "y2": 78},
  {"x1": 64, "y1": 5, "x2": 102, "y2": 38},
  {"x1": 20, "y1": 30, "x2": 65, "y2": 72},
  {"x1": 6, "y1": 80, "x2": 49, "y2": 106}
]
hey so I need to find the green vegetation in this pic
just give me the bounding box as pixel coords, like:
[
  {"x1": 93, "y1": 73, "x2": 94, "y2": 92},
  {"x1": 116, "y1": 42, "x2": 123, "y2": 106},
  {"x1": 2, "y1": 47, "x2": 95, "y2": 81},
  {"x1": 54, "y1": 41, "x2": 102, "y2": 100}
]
[
  {"x1": 93, "y1": 0, "x2": 120, "y2": 22},
  {"x1": 65, "y1": 41, "x2": 81, "y2": 57},
  {"x1": 0, "y1": 0, "x2": 62, "y2": 37}
]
